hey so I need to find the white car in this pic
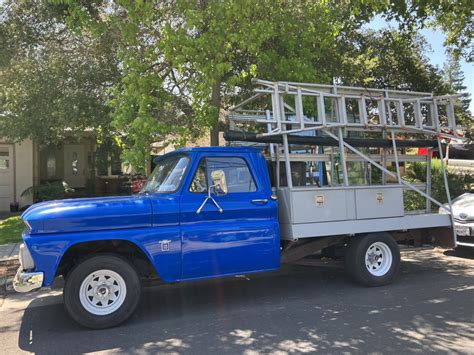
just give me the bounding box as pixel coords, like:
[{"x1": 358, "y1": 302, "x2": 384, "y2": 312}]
[{"x1": 440, "y1": 192, "x2": 474, "y2": 246}]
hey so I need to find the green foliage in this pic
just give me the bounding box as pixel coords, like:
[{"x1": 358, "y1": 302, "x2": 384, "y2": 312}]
[
  {"x1": 0, "y1": 216, "x2": 23, "y2": 245},
  {"x1": 341, "y1": 29, "x2": 449, "y2": 93},
  {"x1": 0, "y1": 0, "x2": 119, "y2": 145},
  {"x1": 404, "y1": 160, "x2": 474, "y2": 211},
  {"x1": 442, "y1": 52, "x2": 472, "y2": 136},
  {"x1": 52, "y1": 0, "x2": 395, "y2": 171},
  {"x1": 1, "y1": 1, "x2": 471, "y2": 174},
  {"x1": 21, "y1": 181, "x2": 75, "y2": 203},
  {"x1": 386, "y1": 0, "x2": 473, "y2": 62}
]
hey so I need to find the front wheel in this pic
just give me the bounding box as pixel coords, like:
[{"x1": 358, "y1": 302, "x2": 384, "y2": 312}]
[
  {"x1": 64, "y1": 255, "x2": 142, "y2": 329},
  {"x1": 344, "y1": 233, "x2": 400, "y2": 287}
]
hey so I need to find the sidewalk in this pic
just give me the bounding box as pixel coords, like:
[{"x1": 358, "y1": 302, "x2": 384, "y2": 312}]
[
  {"x1": 0, "y1": 242, "x2": 20, "y2": 261},
  {"x1": 0, "y1": 243, "x2": 20, "y2": 296}
]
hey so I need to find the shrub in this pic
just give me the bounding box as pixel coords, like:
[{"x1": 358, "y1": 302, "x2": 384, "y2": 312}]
[
  {"x1": 404, "y1": 160, "x2": 473, "y2": 211},
  {"x1": 21, "y1": 181, "x2": 75, "y2": 203}
]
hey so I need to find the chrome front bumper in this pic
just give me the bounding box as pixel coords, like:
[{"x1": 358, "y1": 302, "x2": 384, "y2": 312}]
[{"x1": 13, "y1": 268, "x2": 44, "y2": 293}]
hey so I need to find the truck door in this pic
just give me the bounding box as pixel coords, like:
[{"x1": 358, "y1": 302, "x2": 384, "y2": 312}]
[{"x1": 180, "y1": 153, "x2": 279, "y2": 280}]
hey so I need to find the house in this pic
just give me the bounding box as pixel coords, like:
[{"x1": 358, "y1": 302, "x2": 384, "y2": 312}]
[
  {"x1": 0, "y1": 134, "x2": 135, "y2": 212},
  {"x1": 0, "y1": 139, "x2": 34, "y2": 212},
  {"x1": 0, "y1": 132, "x2": 213, "y2": 212}
]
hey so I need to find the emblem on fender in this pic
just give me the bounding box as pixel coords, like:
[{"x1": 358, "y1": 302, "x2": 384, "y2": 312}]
[{"x1": 159, "y1": 240, "x2": 171, "y2": 252}]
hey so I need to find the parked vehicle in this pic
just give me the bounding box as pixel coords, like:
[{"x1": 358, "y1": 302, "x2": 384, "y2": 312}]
[
  {"x1": 440, "y1": 192, "x2": 474, "y2": 247},
  {"x1": 13, "y1": 80, "x2": 460, "y2": 329},
  {"x1": 445, "y1": 141, "x2": 474, "y2": 175},
  {"x1": 117, "y1": 173, "x2": 148, "y2": 194}
]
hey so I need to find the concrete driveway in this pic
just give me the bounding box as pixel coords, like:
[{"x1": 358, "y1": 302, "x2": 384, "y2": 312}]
[{"x1": 1, "y1": 248, "x2": 473, "y2": 354}]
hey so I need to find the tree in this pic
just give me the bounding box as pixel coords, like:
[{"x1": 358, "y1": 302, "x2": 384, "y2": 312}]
[
  {"x1": 386, "y1": 0, "x2": 473, "y2": 62},
  {"x1": 339, "y1": 29, "x2": 472, "y2": 133},
  {"x1": 58, "y1": 0, "x2": 395, "y2": 171},
  {"x1": 2, "y1": 0, "x2": 471, "y2": 174},
  {"x1": 0, "y1": 1, "x2": 119, "y2": 145},
  {"x1": 339, "y1": 29, "x2": 449, "y2": 93},
  {"x1": 442, "y1": 52, "x2": 472, "y2": 136},
  {"x1": 443, "y1": 52, "x2": 471, "y2": 112}
]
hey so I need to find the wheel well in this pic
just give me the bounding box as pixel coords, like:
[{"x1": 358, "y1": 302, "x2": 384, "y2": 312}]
[{"x1": 56, "y1": 240, "x2": 159, "y2": 280}]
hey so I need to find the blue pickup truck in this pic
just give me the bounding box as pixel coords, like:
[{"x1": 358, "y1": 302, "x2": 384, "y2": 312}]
[{"x1": 13, "y1": 146, "x2": 451, "y2": 328}]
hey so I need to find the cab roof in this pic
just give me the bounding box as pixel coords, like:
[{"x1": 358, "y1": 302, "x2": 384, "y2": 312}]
[
  {"x1": 174, "y1": 146, "x2": 263, "y2": 153},
  {"x1": 153, "y1": 146, "x2": 263, "y2": 163}
]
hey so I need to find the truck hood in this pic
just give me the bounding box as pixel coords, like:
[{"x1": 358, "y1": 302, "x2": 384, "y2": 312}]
[{"x1": 22, "y1": 195, "x2": 152, "y2": 234}]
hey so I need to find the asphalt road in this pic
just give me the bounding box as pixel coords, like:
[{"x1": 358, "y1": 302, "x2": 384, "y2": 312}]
[{"x1": 1, "y1": 248, "x2": 473, "y2": 354}]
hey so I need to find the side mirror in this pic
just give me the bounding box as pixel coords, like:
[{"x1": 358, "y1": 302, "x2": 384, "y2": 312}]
[
  {"x1": 211, "y1": 169, "x2": 228, "y2": 196},
  {"x1": 196, "y1": 169, "x2": 227, "y2": 214}
]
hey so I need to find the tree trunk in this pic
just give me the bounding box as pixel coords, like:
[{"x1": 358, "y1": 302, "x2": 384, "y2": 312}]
[{"x1": 210, "y1": 80, "x2": 221, "y2": 146}]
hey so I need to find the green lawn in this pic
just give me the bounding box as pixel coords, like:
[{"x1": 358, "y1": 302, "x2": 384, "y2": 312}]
[{"x1": 0, "y1": 216, "x2": 24, "y2": 245}]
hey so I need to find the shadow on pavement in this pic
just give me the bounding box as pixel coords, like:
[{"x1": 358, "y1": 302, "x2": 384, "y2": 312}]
[
  {"x1": 17, "y1": 250, "x2": 474, "y2": 354},
  {"x1": 444, "y1": 246, "x2": 474, "y2": 260}
]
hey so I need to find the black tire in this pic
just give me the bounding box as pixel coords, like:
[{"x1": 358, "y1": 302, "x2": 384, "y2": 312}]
[
  {"x1": 63, "y1": 254, "x2": 142, "y2": 329},
  {"x1": 344, "y1": 232, "x2": 400, "y2": 287}
]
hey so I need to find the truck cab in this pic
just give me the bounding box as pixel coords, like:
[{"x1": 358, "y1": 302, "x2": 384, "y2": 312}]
[
  {"x1": 145, "y1": 147, "x2": 280, "y2": 280},
  {"x1": 14, "y1": 147, "x2": 281, "y2": 328}
]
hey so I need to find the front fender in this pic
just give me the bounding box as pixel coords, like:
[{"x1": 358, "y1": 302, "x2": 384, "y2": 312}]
[{"x1": 25, "y1": 226, "x2": 182, "y2": 287}]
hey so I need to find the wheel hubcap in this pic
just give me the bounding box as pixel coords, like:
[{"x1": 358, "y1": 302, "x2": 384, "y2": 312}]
[
  {"x1": 79, "y1": 269, "x2": 127, "y2": 316},
  {"x1": 365, "y1": 242, "x2": 392, "y2": 277}
]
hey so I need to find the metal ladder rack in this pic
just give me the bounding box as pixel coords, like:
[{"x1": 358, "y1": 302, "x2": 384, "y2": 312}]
[
  {"x1": 229, "y1": 79, "x2": 462, "y2": 138},
  {"x1": 227, "y1": 79, "x2": 465, "y2": 243}
]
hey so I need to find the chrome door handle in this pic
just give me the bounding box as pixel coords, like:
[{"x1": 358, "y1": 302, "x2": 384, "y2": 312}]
[{"x1": 251, "y1": 199, "x2": 268, "y2": 205}]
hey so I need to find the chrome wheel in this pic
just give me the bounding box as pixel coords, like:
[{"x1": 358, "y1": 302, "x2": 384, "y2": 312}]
[
  {"x1": 79, "y1": 269, "x2": 127, "y2": 316},
  {"x1": 365, "y1": 242, "x2": 393, "y2": 277}
]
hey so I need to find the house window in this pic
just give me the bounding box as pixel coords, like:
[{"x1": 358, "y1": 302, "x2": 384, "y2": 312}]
[
  {"x1": 46, "y1": 152, "x2": 56, "y2": 178},
  {"x1": 110, "y1": 150, "x2": 122, "y2": 176},
  {"x1": 96, "y1": 144, "x2": 123, "y2": 177},
  {"x1": 0, "y1": 159, "x2": 8, "y2": 169},
  {"x1": 0, "y1": 147, "x2": 10, "y2": 170},
  {"x1": 96, "y1": 146, "x2": 109, "y2": 176}
]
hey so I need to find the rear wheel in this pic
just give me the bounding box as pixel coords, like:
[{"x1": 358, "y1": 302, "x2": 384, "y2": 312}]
[
  {"x1": 64, "y1": 255, "x2": 141, "y2": 329},
  {"x1": 344, "y1": 233, "x2": 400, "y2": 286}
]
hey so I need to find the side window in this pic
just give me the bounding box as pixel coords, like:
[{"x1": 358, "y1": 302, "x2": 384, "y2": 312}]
[
  {"x1": 189, "y1": 157, "x2": 257, "y2": 193},
  {"x1": 189, "y1": 160, "x2": 208, "y2": 193}
]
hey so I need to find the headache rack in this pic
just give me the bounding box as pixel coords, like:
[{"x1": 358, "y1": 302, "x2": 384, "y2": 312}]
[{"x1": 226, "y1": 79, "x2": 464, "y2": 244}]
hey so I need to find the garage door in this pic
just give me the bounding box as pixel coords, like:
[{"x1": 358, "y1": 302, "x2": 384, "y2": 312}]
[{"x1": 0, "y1": 144, "x2": 14, "y2": 212}]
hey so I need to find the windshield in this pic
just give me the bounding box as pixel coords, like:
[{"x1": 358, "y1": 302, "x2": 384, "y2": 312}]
[{"x1": 140, "y1": 155, "x2": 189, "y2": 194}]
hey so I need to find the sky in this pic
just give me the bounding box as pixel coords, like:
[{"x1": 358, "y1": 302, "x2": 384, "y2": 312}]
[{"x1": 368, "y1": 15, "x2": 473, "y2": 113}]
